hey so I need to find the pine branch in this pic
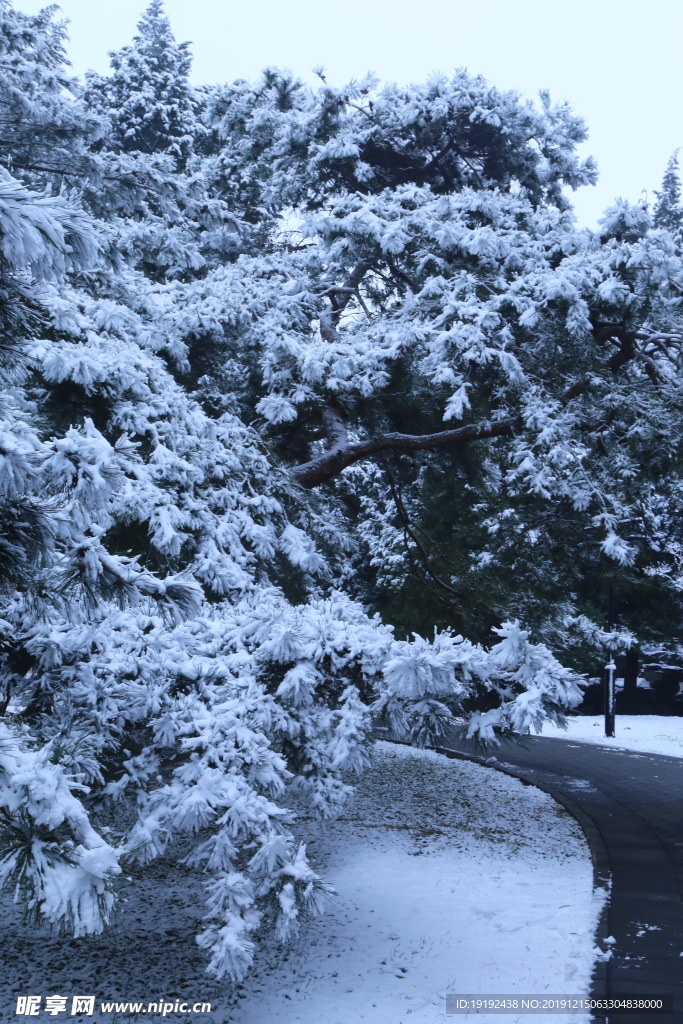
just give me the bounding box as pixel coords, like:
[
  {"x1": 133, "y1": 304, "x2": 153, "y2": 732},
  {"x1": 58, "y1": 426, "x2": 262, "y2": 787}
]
[
  {"x1": 383, "y1": 463, "x2": 463, "y2": 602},
  {"x1": 292, "y1": 414, "x2": 523, "y2": 487},
  {"x1": 293, "y1": 323, "x2": 682, "y2": 487}
]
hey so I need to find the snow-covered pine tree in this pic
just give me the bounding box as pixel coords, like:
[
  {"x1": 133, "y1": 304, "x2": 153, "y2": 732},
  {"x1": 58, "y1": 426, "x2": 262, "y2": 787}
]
[
  {"x1": 0, "y1": 2, "x2": 376, "y2": 977},
  {"x1": 0, "y1": 0, "x2": 102, "y2": 186},
  {"x1": 0, "y1": 3, "x2": 399, "y2": 981},
  {"x1": 84, "y1": 0, "x2": 199, "y2": 166},
  {"x1": 653, "y1": 150, "x2": 683, "y2": 235},
  {"x1": 0, "y1": 174, "x2": 82, "y2": 601},
  {"x1": 5, "y1": 0, "x2": 680, "y2": 985},
  {"x1": 199, "y1": 76, "x2": 683, "y2": 671}
]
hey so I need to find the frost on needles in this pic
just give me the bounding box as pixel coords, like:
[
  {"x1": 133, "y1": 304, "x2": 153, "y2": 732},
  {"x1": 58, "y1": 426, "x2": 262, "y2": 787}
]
[{"x1": 2, "y1": 0, "x2": 683, "y2": 984}]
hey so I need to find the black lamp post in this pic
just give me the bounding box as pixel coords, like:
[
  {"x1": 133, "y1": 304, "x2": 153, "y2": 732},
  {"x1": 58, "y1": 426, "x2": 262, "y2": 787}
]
[{"x1": 604, "y1": 581, "x2": 616, "y2": 738}]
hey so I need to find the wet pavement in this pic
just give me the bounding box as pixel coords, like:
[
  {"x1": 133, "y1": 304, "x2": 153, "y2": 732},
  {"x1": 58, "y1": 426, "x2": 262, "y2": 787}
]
[{"x1": 437, "y1": 730, "x2": 683, "y2": 1024}]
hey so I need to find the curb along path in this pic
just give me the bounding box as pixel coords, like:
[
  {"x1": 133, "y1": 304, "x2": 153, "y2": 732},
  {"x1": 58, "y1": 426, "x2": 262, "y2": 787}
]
[{"x1": 436, "y1": 732, "x2": 683, "y2": 1024}]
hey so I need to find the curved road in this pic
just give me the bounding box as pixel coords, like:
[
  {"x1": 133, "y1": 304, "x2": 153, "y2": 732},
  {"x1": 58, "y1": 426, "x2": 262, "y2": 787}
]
[{"x1": 438, "y1": 730, "x2": 683, "y2": 1024}]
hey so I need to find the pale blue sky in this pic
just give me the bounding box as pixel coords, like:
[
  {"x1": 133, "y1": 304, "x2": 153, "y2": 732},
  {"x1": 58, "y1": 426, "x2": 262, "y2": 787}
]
[{"x1": 14, "y1": 0, "x2": 683, "y2": 227}]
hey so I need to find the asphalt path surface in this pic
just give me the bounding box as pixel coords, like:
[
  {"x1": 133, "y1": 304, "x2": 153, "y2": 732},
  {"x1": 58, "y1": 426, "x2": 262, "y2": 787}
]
[{"x1": 438, "y1": 730, "x2": 683, "y2": 1024}]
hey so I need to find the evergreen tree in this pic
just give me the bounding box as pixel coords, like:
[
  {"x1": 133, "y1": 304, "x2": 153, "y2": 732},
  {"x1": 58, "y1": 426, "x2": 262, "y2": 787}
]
[
  {"x1": 0, "y1": 0, "x2": 99, "y2": 182},
  {"x1": 203, "y1": 78, "x2": 683, "y2": 670},
  {"x1": 85, "y1": 0, "x2": 199, "y2": 166},
  {"x1": 6, "y1": 0, "x2": 683, "y2": 986},
  {"x1": 653, "y1": 150, "x2": 683, "y2": 234},
  {"x1": 0, "y1": 173, "x2": 89, "y2": 599},
  {"x1": 0, "y1": 3, "x2": 404, "y2": 977}
]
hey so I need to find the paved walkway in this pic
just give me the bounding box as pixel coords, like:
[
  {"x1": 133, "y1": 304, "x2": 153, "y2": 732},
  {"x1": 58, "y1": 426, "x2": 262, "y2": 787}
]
[{"x1": 437, "y1": 730, "x2": 683, "y2": 1024}]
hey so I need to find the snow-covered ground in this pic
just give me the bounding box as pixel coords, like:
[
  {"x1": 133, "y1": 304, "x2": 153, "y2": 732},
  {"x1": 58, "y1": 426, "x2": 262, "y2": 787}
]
[
  {"x1": 1, "y1": 742, "x2": 603, "y2": 1024},
  {"x1": 227, "y1": 742, "x2": 602, "y2": 1024},
  {"x1": 538, "y1": 715, "x2": 683, "y2": 758}
]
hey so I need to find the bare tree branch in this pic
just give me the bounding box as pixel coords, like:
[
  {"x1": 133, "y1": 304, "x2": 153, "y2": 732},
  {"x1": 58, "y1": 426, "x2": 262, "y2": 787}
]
[
  {"x1": 292, "y1": 414, "x2": 523, "y2": 487},
  {"x1": 292, "y1": 322, "x2": 680, "y2": 488}
]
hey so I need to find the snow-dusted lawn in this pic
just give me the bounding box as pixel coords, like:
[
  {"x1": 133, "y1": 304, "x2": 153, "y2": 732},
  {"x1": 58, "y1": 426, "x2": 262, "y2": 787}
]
[
  {"x1": 1, "y1": 742, "x2": 603, "y2": 1024},
  {"x1": 538, "y1": 715, "x2": 683, "y2": 758},
  {"x1": 229, "y1": 741, "x2": 602, "y2": 1024}
]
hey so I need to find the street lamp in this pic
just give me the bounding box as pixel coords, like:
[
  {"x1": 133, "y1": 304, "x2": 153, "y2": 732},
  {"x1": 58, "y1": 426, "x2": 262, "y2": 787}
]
[
  {"x1": 604, "y1": 581, "x2": 616, "y2": 738},
  {"x1": 604, "y1": 657, "x2": 616, "y2": 737}
]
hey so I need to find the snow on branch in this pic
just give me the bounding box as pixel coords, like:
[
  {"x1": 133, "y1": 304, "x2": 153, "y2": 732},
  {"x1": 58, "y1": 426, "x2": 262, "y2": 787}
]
[
  {"x1": 292, "y1": 415, "x2": 523, "y2": 487},
  {"x1": 0, "y1": 722, "x2": 120, "y2": 936}
]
